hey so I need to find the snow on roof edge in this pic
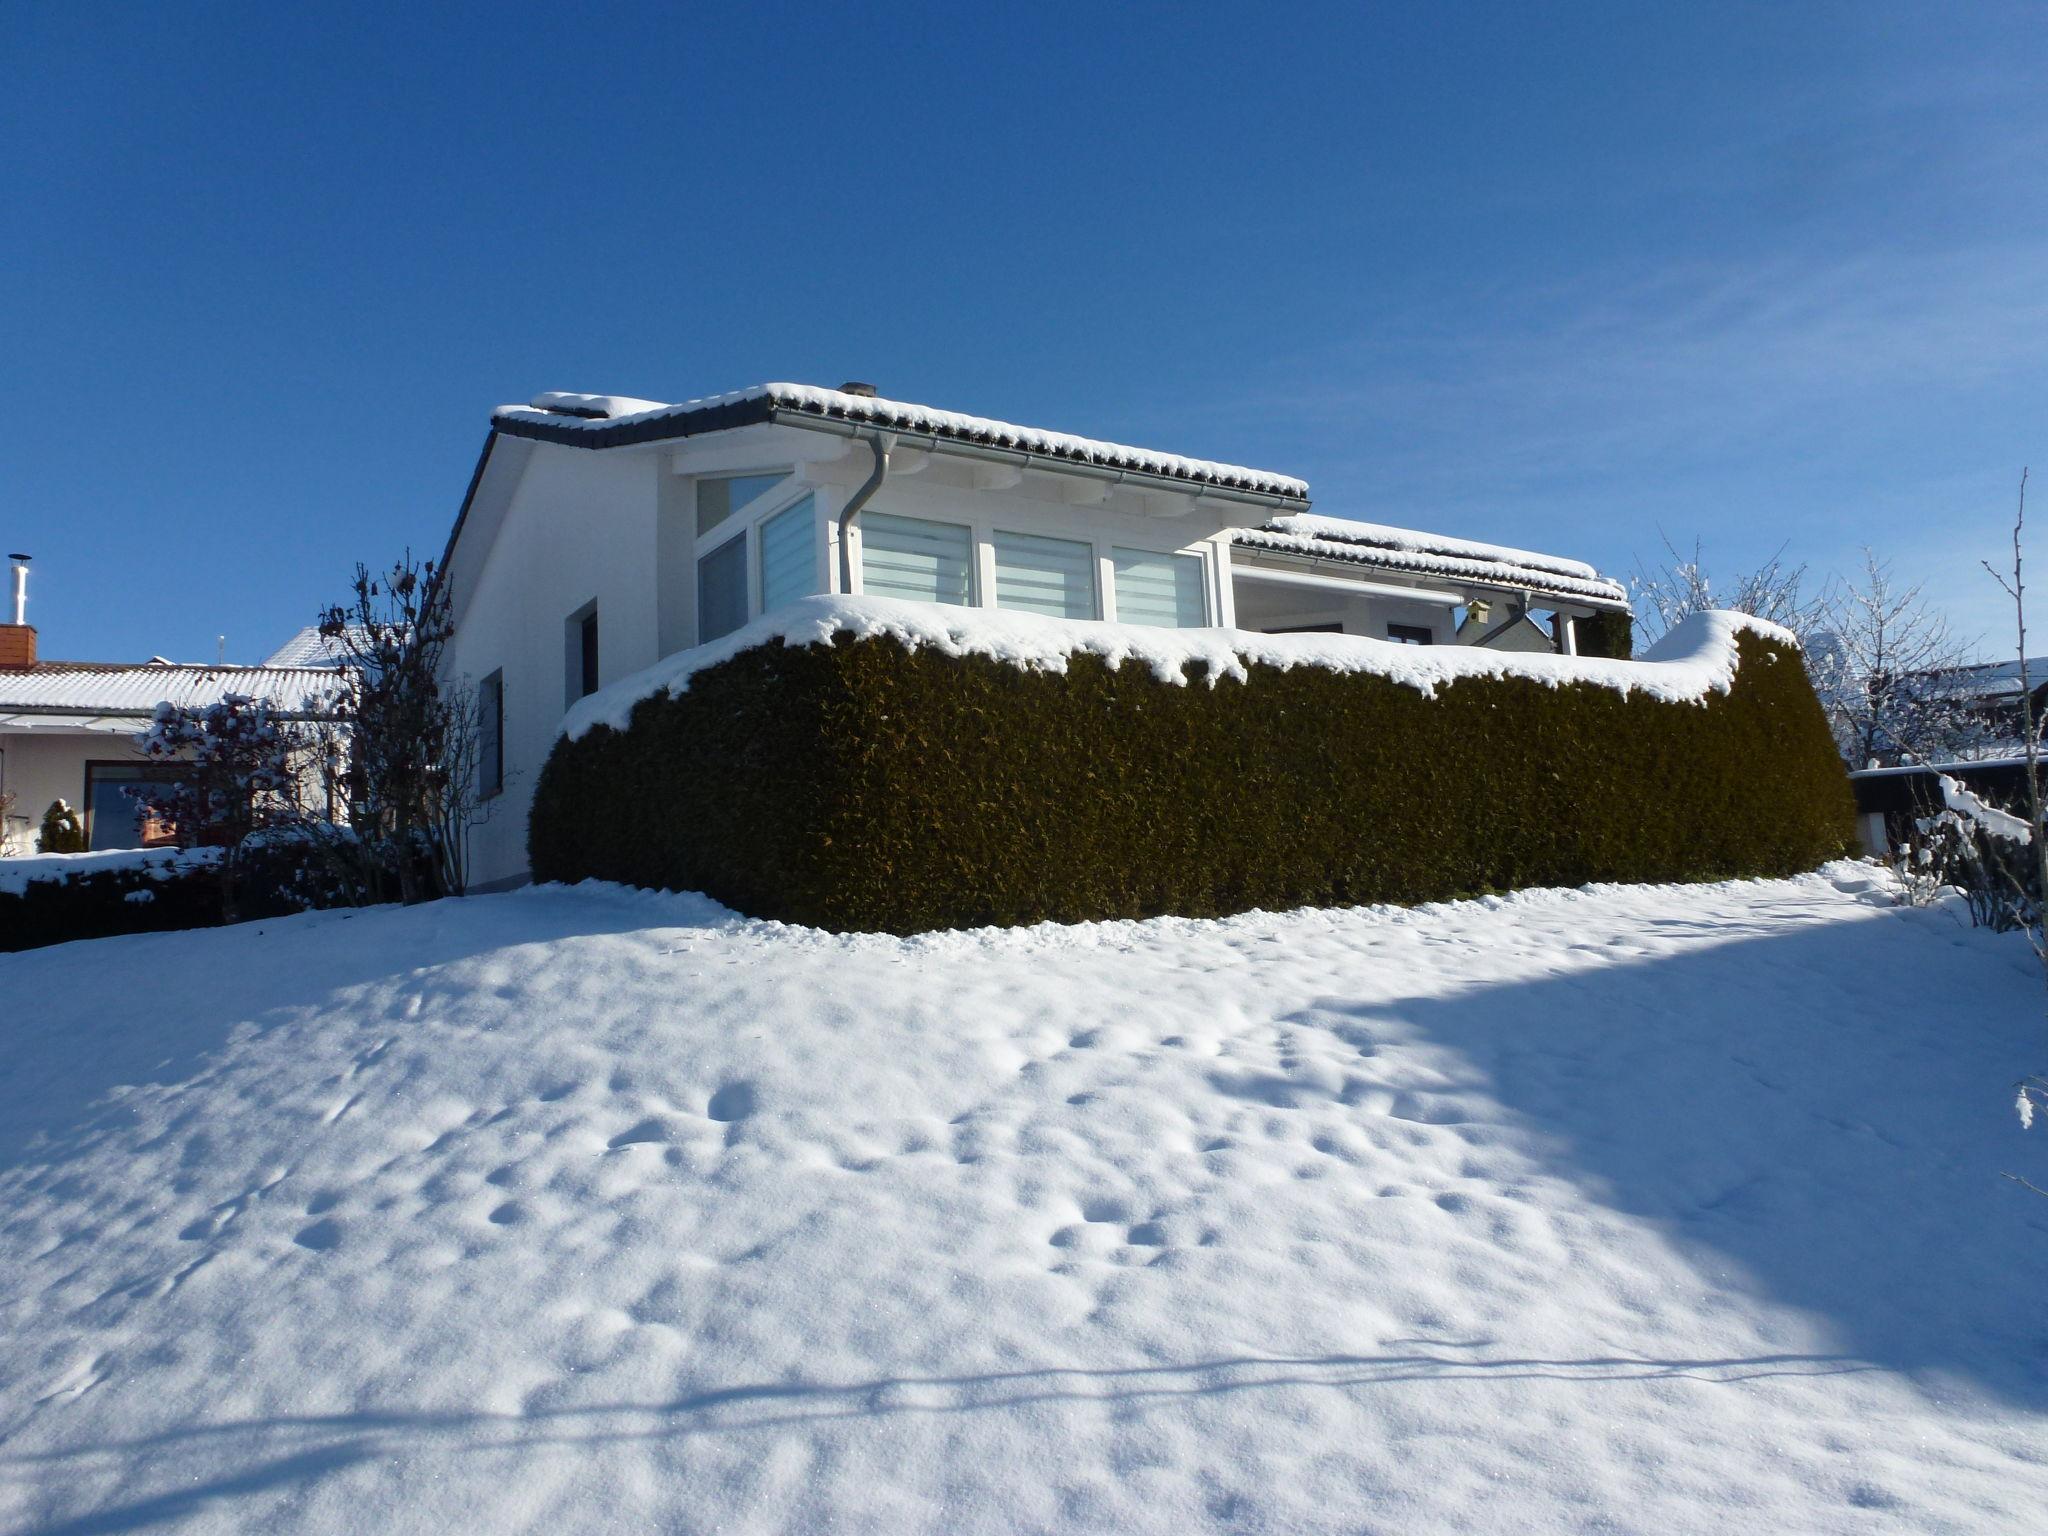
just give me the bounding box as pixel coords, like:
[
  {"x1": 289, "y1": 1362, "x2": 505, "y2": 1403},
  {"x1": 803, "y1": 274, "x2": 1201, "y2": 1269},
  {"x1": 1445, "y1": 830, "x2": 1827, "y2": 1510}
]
[
  {"x1": 1263, "y1": 514, "x2": 1603, "y2": 582},
  {"x1": 1235, "y1": 527, "x2": 1629, "y2": 609},
  {"x1": 562, "y1": 596, "x2": 1791, "y2": 744},
  {"x1": 493, "y1": 383, "x2": 1310, "y2": 501}
]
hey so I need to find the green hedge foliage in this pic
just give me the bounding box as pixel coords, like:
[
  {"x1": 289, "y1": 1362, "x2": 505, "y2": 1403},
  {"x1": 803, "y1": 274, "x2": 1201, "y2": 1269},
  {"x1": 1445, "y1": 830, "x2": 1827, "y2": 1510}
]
[{"x1": 530, "y1": 629, "x2": 1857, "y2": 934}]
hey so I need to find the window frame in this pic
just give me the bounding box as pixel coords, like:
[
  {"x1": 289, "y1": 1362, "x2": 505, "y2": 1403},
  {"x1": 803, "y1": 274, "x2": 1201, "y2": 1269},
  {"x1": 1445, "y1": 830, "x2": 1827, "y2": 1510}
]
[
  {"x1": 478, "y1": 669, "x2": 505, "y2": 801},
  {"x1": 1109, "y1": 545, "x2": 1210, "y2": 629},
  {"x1": 856, "y1": 509, "x2": 979, "y2": 608},
  {"x1": 565, "y1": 599, "x2": 599, "y2": 709},
  {"x1": 693, "y1": 473, "x2": 821, "y2": 644}
]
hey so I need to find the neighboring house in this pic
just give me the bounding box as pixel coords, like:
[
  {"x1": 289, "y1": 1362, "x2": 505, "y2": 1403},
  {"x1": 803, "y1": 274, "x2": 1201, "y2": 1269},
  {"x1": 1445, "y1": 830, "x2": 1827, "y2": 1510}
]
[
  {"x1": 0, "y1": 558, "x2": 343, "y2": 854},
  {"x1": 438, "y1": 382, "x2": 1631, "y2": 890},
  {"x1": 1921, "y1": 656, "x2": 2048, "y2": 756}
]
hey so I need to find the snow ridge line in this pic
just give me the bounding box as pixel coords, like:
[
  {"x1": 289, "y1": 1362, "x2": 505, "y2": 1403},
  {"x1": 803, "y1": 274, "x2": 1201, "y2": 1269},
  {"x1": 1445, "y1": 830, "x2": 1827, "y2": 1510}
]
[{"x1": 562, "y1": 596, "x2": 1794, "y2": 743}]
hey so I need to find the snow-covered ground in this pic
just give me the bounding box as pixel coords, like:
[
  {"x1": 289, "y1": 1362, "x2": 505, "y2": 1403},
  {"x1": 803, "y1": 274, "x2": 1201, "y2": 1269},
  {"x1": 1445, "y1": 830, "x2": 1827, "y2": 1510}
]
[{"x1": 2, "y1": 867, "x2": 2045, "y2": 1533}]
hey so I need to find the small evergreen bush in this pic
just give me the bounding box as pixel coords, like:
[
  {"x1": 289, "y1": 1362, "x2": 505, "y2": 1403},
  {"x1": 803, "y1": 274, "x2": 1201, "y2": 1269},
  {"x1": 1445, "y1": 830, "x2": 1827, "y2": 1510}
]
[
  {"x1": 38, "y1": 800, "x2": 87, "y2": 853},
  {"x1": 531, "y1": 628, "x2": 1857, "y2": 934}
]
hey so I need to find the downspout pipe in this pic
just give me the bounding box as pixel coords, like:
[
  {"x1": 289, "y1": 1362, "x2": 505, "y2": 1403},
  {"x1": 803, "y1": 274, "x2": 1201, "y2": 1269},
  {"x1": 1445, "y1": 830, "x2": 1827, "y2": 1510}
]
[{"x1": 837, "y1": 429, "x2": 894, "y2": 594}]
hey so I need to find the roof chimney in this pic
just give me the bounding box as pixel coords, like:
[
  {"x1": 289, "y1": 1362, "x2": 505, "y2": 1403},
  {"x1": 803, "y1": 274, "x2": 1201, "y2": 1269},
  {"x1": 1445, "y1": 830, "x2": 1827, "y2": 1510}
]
[
  {"x1": 839, "y1": 381, "x2": 878, "y2": 398},
  {"x1": 1, "y1": 554, "x2": 33, "y2": 669}
]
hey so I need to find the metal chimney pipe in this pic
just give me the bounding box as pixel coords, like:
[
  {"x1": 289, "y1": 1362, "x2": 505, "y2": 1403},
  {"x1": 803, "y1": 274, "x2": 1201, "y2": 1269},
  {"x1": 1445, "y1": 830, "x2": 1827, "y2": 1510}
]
[{"x1": 6, "y1": 554, "x2": 27, "y2": 627}]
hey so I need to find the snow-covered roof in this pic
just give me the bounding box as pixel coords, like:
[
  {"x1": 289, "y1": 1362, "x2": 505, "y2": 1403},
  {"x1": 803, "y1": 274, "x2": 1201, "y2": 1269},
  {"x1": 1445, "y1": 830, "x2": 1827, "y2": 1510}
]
[
  {"x1": 1917, "y1": 657, "x2": 2048, "y2": 701},
  {"x1": 0, "y1": 660, "x2": 341, "y2": 722},
  {"x1": 490, "y1": 383, "x2": 1310, "y2": 504},
  {"x1": 263, "y1": 626, "x2": 369, "y2": 668},
  {"x1": 563, "y1": 594, "x2": 1786, "y2": 743},
  {"x1": 1234, "y1": 515, "x2": 1630, "y2": 611}
]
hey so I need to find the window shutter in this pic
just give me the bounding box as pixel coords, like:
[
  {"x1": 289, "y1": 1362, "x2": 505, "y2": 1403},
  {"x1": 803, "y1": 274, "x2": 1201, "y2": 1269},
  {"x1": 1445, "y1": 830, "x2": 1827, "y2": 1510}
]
[
  {"x1": 758, "y1": 495, "x2": 816, "y2": 615},
  {"x1": 860, "y1": 513, "x2": 973, "y2": 605},
  {"x1": 1111, "y1": 549, "x2": 1206, "y2": 628},
  {"x1": 993, "y1": 531, "x2": 1098, "y2": 620}
]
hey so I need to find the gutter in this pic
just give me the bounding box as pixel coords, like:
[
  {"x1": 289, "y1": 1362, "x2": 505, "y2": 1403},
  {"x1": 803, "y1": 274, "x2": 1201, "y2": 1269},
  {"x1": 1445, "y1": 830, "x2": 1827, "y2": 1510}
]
[{"x1": 838, "y1": 429, "x2": 894, "y2": 593}]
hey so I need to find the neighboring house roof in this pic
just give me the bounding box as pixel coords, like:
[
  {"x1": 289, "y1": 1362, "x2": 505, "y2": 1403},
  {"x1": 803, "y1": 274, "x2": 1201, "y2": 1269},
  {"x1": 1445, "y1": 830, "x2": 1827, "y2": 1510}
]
[
  {"x1": 0, "y1": 661, "x2": 342, "y2": 725},
  {"x1": 489, "y1": 384, "x2": 1312, "y2": 504},
  {"x1": 264, "y1": 626, "x2": 369, "y2": 667},
  {"x1": 1233, "y1": 514, "x2": 1631, "y2": 611},
  {"x1": 1920, "y1": 657, "x2": 2048, "y2": 703}
]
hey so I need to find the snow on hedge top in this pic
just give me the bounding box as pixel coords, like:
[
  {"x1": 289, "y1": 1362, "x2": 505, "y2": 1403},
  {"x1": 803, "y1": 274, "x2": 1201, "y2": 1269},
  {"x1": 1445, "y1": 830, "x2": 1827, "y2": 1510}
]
[
  {"x1": 493, "y1": 383, "x2": 1310, "y2": 502},
  {"x1": 563, "y1": 595, "x2": 1792, "y2": 742},
  {"x1": 1238, "y1": 516, "x2": 1629, "y2": 609},
  {"x1": 0, "y1": 845, "x2": 218, "y2": 897}
]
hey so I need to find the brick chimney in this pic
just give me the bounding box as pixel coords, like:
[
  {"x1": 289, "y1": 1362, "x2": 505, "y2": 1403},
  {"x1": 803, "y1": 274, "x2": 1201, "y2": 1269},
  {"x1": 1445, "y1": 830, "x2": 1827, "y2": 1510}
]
[{"x1": 1, "y1": 553, "x2": 35, "y2": 668}]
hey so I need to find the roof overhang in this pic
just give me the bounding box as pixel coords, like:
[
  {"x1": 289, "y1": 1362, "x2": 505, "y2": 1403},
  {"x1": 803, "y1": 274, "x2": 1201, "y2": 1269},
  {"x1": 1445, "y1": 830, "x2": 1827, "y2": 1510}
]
[{"x1": 1230, "y1": 535, "x2": 1631, "y2": 615}]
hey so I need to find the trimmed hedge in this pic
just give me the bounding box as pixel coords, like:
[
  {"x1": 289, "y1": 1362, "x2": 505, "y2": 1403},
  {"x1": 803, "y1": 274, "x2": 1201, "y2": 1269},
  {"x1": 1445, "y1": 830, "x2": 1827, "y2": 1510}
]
[
  {"x1": 0, "y1": 839, "x2": 408, "y2": 953},
  {"x1": 531, "y1": 630, "x2": 1856, "y2": 934}
]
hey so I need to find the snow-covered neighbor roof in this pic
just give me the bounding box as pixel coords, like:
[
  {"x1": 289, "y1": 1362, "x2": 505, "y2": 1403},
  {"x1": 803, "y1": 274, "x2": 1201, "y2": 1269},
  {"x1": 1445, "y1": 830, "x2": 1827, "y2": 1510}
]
[
  {"x1": 264, "y1": 626, "x2": 367, "y2": 668},
  {"x1": 0, "y1": 660, "x2": 341, "y2": 720},
  {"x1": 564, "y1": 594, "x2": 1788, "y2": 742},
  {"x1": 1235, "y1": 515, "x2": 1630, "y2": 610},
  {"x1": 491, "y1": 383, "x2": 1311, "y2": 504}
]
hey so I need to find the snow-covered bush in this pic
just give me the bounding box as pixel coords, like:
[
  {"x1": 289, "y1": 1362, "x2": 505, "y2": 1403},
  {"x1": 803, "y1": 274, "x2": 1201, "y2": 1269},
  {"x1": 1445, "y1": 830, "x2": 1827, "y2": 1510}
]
[
  {"x1": 531, "y1": 607, "x2": 1856, "y2": 934},
  {"x1": 135, "y1": 692, "x2": 328, "y2": 922},
  {"x1": 37, "y1": 799, "x2": 87, "y2": 854}
]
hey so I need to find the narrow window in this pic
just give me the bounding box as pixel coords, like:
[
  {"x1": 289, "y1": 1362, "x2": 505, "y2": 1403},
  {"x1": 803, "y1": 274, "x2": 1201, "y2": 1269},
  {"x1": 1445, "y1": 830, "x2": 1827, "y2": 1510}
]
[
  {"x1": 696, "y1": 472, "x2": 789, "y2": 538},
  {"x1": 1387, "y1": 623, "x2": 1434, "y2": 646},
  {"x1": 565, "y1": 602, "x2": 600, "y2": 708},
  {"x1": 1111, "y1": 548, "x2": 1206, "y2": 628},
  {"x1": 860, "y1": 512, "x2": 973, "y2": 605},
  {"x1": 758, "y1": 495, "x2": 817, "y2": 615},
  {"x1": 994, "y1": 531, "x2": 1098, "y2": 620},
  {"x1": 478, "y1": 670, "x2": 504, "y2": 799},
  {"x1": 697, "y1": 535, "x2": 749, "y2": 643}
]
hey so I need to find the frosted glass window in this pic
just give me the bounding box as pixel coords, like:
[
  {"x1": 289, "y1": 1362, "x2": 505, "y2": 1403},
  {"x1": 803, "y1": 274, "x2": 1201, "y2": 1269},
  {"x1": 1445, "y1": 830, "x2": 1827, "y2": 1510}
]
[
  {"x1": 1112, "y1": 548, "x2": 1206, "y2": 628},
  {"x1": 860, "y1": 513, "x2": 973, "y2": 606},
  {"x1": 697, "y1": 535, "x2": 748, "y2": 643},
  {"x1": 758, "y1": 495, "x2": 816, "y2": 614},
  {"x1": 697, "y1": 472, "x2": 788, "y2": 538},
  {"x1": 994, "y1": 531, "x2": 1097, "y2": 620}
]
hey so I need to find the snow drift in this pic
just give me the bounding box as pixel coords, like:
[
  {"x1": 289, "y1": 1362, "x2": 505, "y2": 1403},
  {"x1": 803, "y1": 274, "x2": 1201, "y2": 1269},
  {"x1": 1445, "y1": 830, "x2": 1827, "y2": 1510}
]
[{"x1": 2, "y1": 869, "x2": 2044, "y2": 1532}]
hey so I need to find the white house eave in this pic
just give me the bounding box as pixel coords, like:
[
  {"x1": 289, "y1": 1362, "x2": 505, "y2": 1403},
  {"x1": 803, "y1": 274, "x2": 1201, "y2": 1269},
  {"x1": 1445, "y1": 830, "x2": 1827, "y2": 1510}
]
[
  {"x1": 762, "y1": 407, "x2": 1310, "y2": 515},
  {"x1": 1229, "y1": 547, "x2": 1623, "y2": 617}
]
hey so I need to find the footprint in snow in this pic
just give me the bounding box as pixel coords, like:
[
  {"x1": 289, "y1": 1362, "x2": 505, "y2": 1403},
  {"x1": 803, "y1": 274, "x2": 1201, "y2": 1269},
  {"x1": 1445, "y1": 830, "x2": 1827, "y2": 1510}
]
[{"x1": 706, "y1": 1082, "x2": 757, "y2": 1123}]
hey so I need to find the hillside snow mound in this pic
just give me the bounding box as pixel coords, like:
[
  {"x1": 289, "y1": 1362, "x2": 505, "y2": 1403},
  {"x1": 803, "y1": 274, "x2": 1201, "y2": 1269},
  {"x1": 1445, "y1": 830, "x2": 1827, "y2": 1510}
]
[{"x1": 3, "y1": 868, "x2": 2046, "y2": 1533}]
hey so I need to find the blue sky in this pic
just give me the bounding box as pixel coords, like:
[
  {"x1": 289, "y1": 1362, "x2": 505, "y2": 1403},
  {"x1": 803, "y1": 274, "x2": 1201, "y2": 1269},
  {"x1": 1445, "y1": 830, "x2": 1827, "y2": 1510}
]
[{"x1": 4, "y1": 2, "x2": 2042, "y2": 662}]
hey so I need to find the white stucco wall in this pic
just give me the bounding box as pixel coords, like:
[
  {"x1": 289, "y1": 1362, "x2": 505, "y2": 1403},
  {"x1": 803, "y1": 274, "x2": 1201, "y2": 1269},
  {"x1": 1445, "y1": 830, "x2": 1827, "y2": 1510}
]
[{"x1": 439, "y1": 442, "x2": 664, "y2": 890}]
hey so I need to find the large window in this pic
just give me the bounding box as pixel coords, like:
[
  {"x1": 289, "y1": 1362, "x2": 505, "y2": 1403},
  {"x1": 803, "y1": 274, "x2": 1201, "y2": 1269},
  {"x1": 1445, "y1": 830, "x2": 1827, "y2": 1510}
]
[
  {"x1": 758, "y1": 495, "x2": 817, "y2": 615},
  {"x1": 696, "y1": 473, "x2": 788, "y2": 538},
  {"x1": 1112, "y1": 548, "x2": 1206, "y2": 628},
  {"x1": 85, "y1": 762, "x2": 188, "y2": 850},
  {"x1": 861, "y1": 513, "x2": 973, "y2": 606},
  {"x1": 698, "y1": 535, "x2": 749, "y2": 643},
  {"x1": 478, "y1": 670, "x2": 504, "y2": 798},
  {"x1": 994, "y1": 531, "x2": 1097, "y2": 620},
  {"x1": 1387, "y1": 623, "x2": 1434, "y2": 646}
]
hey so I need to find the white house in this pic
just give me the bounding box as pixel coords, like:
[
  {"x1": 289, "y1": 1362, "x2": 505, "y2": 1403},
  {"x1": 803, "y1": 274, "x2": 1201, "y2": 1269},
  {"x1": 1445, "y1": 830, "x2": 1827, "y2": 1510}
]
[
  {"x1": 0, "y1": 557, "x2": 342, "y2": 854},
  {"x1": 437, "y1": 382, "x2": 1631, "y2": 890}
]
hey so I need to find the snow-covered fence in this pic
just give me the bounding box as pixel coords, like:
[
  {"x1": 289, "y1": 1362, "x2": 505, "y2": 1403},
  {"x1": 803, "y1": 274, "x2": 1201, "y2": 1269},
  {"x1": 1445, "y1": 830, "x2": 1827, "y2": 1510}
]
[{"x1": 531, "y1": 597, "x2": 1857, "y2": 933}]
